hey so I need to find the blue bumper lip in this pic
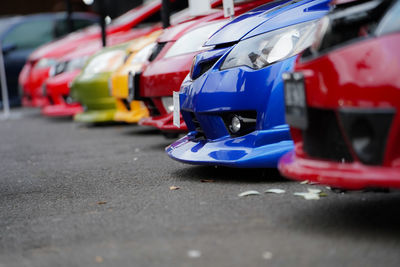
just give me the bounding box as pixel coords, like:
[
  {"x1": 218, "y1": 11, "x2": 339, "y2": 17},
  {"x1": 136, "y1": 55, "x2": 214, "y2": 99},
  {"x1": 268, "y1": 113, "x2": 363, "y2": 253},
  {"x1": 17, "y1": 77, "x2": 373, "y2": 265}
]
[{"x1": 166, "y1": 127, "x2": 294, "y2": 168}]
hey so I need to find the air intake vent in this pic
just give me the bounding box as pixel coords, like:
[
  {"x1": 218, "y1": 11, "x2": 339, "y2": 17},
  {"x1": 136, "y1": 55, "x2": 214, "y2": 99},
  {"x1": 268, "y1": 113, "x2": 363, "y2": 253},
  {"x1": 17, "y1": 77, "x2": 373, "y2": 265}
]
[{"x1": 303, "y1": 108, "x2": 353, "y2": 163}]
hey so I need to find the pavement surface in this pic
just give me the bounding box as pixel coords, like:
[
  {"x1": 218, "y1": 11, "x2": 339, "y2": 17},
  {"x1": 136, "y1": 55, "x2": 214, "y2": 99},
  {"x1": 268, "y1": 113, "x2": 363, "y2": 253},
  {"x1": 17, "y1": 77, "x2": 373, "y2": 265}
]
[{"x1": 0, "y1": 108, "x2": 400, "y2": 267}]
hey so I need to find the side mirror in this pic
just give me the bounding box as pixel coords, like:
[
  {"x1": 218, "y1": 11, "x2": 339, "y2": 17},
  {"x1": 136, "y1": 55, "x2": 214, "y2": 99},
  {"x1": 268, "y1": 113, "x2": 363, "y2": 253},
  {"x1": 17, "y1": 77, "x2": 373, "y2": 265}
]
[{"x1": 2, "y1": 43, "x2": 17, "y2": 54}]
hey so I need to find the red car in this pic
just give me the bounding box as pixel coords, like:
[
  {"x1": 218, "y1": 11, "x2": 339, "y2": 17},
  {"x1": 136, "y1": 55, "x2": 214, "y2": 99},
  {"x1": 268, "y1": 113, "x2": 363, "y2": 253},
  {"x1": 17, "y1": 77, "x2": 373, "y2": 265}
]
[
  {"x1": 19, "y1": 0, "x2": 186, "y2": 107},
  {"x1": 278, "y1": 0, "x2": 400, "y2": 190},
  {"x1": 136, "y1": 0, "x2": 273, "y2": 137},
  {"x1": 40, "y1": 39, "x2": 100, "y2": 117}
]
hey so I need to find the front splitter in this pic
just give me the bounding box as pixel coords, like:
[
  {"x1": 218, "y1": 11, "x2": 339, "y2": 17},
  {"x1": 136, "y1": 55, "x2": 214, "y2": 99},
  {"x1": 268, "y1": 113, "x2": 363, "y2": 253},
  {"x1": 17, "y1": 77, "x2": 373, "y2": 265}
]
[
  {"x1": 74, "y1": 109, "x2": 115, "y2": 123},
  {"x1": 114, "y1": 109, "x2": 149, "y2": 124},
  {"x1": 278, "y1": 151, "x2": 400, "y2": 190},
  {"x1": 139, "y1": 113, "x2": 188, "y2": 132},
  {"x1": 166, "y1": 131, "x2": 293, "y2": 168},
  {"x1": 42, "y1": 104, "x2": 83, "y2": 117}
]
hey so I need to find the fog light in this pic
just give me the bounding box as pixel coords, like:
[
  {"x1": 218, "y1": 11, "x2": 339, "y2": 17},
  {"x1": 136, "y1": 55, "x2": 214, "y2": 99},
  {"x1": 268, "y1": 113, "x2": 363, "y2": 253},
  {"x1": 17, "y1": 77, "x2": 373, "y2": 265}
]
[{"x1": 229, "y1": 116, "x2": 241, "y2": 133}]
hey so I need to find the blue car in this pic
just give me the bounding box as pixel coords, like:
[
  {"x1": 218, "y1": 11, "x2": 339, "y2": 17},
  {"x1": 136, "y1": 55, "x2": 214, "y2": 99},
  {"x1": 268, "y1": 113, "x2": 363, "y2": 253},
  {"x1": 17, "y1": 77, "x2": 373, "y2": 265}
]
[
  {"x1": 0, "y1": 12, "x2": 97, "y2": 108},
  {"x1": 166, "y1": 0, "x2": 330, "y2": 168}
]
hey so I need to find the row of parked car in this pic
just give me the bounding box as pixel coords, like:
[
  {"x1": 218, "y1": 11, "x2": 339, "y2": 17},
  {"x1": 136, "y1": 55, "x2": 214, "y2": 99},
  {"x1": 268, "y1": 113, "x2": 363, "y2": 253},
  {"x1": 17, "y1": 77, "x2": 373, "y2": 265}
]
[{"x1": 16, "y1": 0, "x2": 400, "y2": 190}]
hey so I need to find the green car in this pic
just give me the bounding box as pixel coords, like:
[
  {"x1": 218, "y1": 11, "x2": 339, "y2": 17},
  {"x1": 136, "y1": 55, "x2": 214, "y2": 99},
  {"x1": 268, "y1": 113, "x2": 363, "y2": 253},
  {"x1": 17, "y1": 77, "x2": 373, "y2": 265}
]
[{"x1": 71, "y1": 41, "x2": 131, "y2": 123}]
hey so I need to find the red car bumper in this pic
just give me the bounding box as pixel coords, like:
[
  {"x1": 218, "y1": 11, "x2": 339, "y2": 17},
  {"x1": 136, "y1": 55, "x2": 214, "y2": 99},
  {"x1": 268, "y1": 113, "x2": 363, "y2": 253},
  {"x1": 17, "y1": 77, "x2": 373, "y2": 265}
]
[
  {"x1": 278, "y1": 33, "x2": 400, "y2": 190},
  {"x1": 139, "y1": 113, "x2": 187, "y2": 132},
  {"x1": 279, "y1": 150, "x2": 400, "y2": 190},
  {"x1": 42, "y1": 103, "x2": 83, "y2": 117},
  {"x1": 22, "y1": 95, "x2": 48, "y2": 107},
  {"x1": 41, "y1": 70, "x2": 83, "y2": 117},
  {"x1": 20, "y1": 63, "x2": 51, "y2": 107}
]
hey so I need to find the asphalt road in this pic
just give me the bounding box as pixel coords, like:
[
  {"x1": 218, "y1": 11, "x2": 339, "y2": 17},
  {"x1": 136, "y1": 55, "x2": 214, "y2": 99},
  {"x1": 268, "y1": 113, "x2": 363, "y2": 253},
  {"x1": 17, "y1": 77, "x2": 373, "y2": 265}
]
[{"x1": 0, "y1": 108, "x2": 399, "y2": 267}]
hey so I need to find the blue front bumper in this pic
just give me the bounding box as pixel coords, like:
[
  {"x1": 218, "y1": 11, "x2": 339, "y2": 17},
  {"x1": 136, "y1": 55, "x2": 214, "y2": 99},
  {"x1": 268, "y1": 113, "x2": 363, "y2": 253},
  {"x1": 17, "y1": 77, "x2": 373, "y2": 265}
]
[
  {"x1": 166, "y1": 47, "x2": 296, "y2": 168},
  {"x1": 166, "y1": 126, "x2": 293, "y2": 168}
]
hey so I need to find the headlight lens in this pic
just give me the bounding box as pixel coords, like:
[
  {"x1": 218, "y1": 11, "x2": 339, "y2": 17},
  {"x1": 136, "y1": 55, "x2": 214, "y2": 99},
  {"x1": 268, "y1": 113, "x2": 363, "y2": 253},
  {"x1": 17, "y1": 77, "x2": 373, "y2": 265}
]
[
  {"x1": 130, "y1": 42, "x2": 156, "y2": 65},
  {"x1": 66, "y1": 56, "x2": 89, "y2": 72},
  {"x1": 164, "y1": 21, "x2": 227, "y2": 58},
  {"x1": 50, "y1": 56, "x2": 89, "y2": 77},
  {"x1": 310, "y1": 16, "x2": 330, "y2": 54},
  {"x1": 35, "y1": 58, "x2": 57, "y2": 69},
  {"x1": 220, "y1": 20, "x2": 319, "y2": 70},
  {"x1": 84, "y1": 50, "x2": 126, "y2": 75}
]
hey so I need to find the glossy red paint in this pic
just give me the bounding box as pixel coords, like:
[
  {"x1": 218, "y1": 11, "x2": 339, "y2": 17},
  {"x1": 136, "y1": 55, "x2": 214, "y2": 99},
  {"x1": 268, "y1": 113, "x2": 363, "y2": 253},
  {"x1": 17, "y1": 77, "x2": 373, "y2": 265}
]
[
  {"x1": 279, "y1": 33, "x2": 400, "y2": 190},
  {"x1": 41, "y1": 70, "x2": 83, "y2": 117},
  {"x1": 41, "y1": 103, "x2": 84, "y2": 118},
  {"x1": 20, "y1": 64, "x2": 51, "y2": 107},
  {"x1": 139, "y1": 0, "x2": 273, "y2": 133},
  {"x1": 20, "y1": 0, "x2": 167, "y2": 107}
]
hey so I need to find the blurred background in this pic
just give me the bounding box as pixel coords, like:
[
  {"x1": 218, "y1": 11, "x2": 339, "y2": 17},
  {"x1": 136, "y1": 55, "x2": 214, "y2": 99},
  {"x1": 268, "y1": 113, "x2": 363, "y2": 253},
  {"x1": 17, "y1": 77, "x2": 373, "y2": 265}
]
[{"x1": 1, "y1": 0, "x2": 144, "y2": 18}]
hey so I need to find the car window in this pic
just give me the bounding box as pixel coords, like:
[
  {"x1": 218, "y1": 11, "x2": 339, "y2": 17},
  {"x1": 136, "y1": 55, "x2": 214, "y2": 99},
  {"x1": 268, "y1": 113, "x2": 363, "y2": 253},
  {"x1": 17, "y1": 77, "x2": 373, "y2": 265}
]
[
  {"x1": 3, "y1": 19, "x2": 53, "y2": 49},
  {"x1": 54, "y1": 18, "x2": 95, "y2": 38},
  {"x1": 376, "y1": 0, "x2": 400, "y2": 36}
]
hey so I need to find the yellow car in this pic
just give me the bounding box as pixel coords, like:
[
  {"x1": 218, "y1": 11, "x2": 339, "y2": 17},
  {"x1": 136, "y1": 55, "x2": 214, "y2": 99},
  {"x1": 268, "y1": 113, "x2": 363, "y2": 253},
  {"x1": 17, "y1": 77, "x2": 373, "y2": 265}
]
[{"x1": 110, "y1": 30, "x2": 162, "y2": 123}]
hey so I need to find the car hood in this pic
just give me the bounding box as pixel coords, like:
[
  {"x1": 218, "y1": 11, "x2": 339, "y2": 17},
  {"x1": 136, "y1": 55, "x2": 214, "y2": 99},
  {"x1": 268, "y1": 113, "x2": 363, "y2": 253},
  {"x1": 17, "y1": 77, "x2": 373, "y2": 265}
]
[
  {"x1": 58, "y1": 39, "x2": 101, "y2": 62},
  {"x1": 58, "y1": 29, "x2": 162, "y2": 62},
  {"x1": 157, "y1": 0, "x2": 276, "y2": 43},
  {"x1": 205, "y1": 0, "x2": 330, "y2": 46},
  {"x1": 28, "y1": 25, "x2": 100, "y2": 61}
]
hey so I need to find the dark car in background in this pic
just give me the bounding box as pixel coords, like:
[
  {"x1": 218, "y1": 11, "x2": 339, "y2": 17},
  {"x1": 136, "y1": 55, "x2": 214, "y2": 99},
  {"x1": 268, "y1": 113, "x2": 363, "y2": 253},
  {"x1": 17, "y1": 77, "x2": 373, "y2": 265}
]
[{"x1": 0, "y1": 12, "x2": 98, "y2": 108}]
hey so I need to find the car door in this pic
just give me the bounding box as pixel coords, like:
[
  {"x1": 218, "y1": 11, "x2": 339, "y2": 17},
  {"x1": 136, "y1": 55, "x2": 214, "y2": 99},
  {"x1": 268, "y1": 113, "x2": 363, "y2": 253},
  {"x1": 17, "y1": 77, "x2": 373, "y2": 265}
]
[{"x1": 2, "y1": 18, "x2": 54, "y2": 104}]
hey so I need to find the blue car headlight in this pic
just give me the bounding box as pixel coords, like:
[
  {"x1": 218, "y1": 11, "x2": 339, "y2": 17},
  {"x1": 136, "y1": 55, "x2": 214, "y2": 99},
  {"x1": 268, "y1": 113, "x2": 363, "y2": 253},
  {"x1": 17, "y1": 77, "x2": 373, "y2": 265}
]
[{"x1": 220, "y1": 20, "x2": 319, "y2": 70}]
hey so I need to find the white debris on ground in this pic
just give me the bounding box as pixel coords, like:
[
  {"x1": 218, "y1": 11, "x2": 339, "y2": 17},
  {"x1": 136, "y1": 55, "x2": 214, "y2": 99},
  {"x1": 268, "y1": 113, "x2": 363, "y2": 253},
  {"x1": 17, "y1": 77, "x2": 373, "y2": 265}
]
[
  {"x1": 264, "y1": 189, "x2": 286, "y2": 194},
  {"x1": 262, "y1": 251, "x2": 273, "y2": 260},
  {"x1": 294, "y1": 188, "x2": 327, "y2": 200},
  {"x1": 169, "y1": 186, "x2": 180, "y2": 190},
  {"x1": 238, "y1": 190, "x2": 261, "y2": 197},
  {"x1": 187, "y1": 250, "x2": 201, "y2": 258}
]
